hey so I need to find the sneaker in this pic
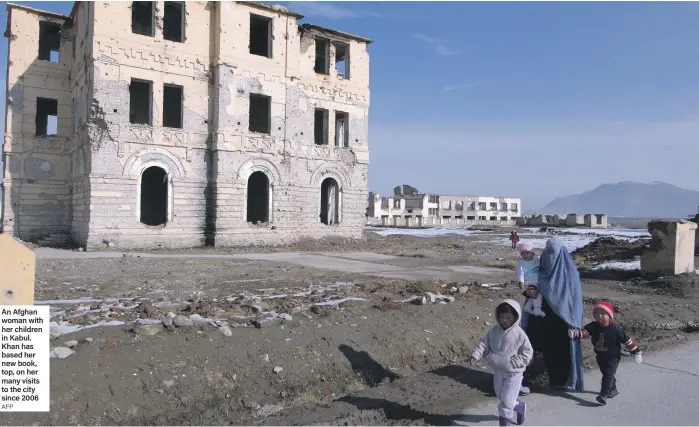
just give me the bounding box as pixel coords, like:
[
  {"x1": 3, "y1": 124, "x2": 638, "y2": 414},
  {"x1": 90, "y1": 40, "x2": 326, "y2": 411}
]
[
  {"x1": 608, "y1": 389, "x2": 619, "y2": 399},
  {"x1": 596, "y1": 395, "x2": 607, "y2": 405},
  {"x1": 514, "y1": 400, "x2": 526, "y2": 425},
  {"x1": 519, "y1": 386, "x2": 531, "y2": 396}
]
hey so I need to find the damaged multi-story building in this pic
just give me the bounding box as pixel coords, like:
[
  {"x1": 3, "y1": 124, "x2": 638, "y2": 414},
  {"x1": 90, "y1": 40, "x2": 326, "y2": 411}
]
[
  {"x1": 366, "y1": 185, "x2": 522, "y2": 227},
  {"x1": 2, "y1": 1, "x2": 371, "y2": 249}
]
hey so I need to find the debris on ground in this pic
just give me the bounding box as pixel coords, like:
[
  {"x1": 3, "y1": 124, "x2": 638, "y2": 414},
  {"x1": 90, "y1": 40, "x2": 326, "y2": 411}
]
[
  {"x1": 6, "y1": 231, "x2": 697, "y2": 426},
  {"x1": 572, "y1": 237, "x2": 648, "y2": 265}
]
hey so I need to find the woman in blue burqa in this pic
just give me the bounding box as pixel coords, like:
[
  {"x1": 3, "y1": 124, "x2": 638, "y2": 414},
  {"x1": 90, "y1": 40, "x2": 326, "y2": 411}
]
[{"x1": 521, "y1": 237, "x2": 585, "y2": 392}]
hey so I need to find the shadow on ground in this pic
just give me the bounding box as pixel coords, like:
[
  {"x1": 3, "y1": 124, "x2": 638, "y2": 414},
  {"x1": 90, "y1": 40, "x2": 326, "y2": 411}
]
[{"x1": 337, "y1": 345, "x2": 504, "y2": 425}]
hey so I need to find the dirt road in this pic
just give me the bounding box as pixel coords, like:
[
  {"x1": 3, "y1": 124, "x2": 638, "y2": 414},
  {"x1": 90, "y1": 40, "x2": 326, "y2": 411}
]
[{"x1": 4, "y1": 229, "x2": 698, "y2": 425}]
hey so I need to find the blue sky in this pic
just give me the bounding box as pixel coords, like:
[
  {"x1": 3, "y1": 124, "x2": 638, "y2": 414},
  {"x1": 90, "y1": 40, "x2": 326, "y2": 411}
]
[{"x1": 2, "y1": 1, "x2": 698, "y2": 208}]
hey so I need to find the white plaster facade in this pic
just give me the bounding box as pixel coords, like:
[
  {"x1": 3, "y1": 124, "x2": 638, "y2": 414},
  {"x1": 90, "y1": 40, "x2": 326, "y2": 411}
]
[
  {"x1": 2, "y1": 2, "x2": 371, "y2": 249},
  {"x1": 367, "y1": 192, "x2": 522, "y2": 227},
  {"x1": 516, "y1": 213, "x2": 608, "y2": 228}
]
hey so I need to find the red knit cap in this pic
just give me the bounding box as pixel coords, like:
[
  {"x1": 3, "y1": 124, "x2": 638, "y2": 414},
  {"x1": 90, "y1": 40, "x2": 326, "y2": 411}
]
[{"x1": 594, "y1": 301, "x2": 614, "y2": 319}]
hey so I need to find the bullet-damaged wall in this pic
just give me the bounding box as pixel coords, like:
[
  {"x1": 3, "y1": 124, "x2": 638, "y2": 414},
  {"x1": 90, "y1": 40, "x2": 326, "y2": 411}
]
[
  {"x1": 3, "y1": 1, "x2": 372, "y2": 249},
  {"x1": 3, "y1": 5, "x2": 74, "y2": 246}
]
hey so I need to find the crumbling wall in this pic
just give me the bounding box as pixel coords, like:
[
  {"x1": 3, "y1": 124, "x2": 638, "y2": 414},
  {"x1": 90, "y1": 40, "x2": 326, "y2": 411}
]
[
  {"x1": 565, "y1": 213, "x2": 584, "y2": 227},
  {"x1": 3, "y1": 6, "x2": 73, "y2": 245},
  {"x1": 85, "y1": 1, "x2": 212, "y2": 249},
  {"x1": 584, "y1": 213, "x2": 608, "y2": 229},
  {"x1": 5, "y1": 2, "x2": 371, "y2": 249},
  {"x1": 641, "y1": 220, "x2": 697, "y2": 276},
  {"x1": 68, "y1": 2, "x2": 94, "y2": 246},
  {"x1": 208, "y1": 2, "x2": 370, "y2": 247}
]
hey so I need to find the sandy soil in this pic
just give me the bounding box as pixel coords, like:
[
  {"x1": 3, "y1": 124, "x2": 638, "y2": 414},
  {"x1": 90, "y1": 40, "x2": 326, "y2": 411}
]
[{"x1": 4, "y1": 229, "x2": 698, "y2": 426}]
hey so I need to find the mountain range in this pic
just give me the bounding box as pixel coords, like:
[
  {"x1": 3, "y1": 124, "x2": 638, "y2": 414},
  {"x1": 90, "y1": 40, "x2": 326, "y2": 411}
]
[{"x1": 537, "y1": 182, "x2": 699, "y2": 218}]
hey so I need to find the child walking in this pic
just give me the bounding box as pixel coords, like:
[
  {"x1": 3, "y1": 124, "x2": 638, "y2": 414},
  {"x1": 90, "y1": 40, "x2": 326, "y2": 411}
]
[
  {"x1": 510, "y1": 231, "x2": 520, "y2": 250},
  {"x1": 469, "y1": 299, "x2": 534, "y2": 426},
  {"x1": 568, "y1": 301, "x2": 643, "y2": 405}
]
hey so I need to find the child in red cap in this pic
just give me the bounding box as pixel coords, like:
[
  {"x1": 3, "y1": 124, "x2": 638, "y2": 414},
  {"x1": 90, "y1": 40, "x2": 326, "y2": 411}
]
[{"x1": 568, "y1": 301, "x2": 643, "y2": 405}]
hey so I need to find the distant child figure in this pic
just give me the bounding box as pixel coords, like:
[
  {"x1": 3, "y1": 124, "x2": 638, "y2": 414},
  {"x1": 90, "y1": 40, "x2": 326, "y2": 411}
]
[
  {"x1": 469, "y1": 299, "x2": 534, "y2": 426},
  {"x1": 510, "y1": 231, "x2": 520, "y2": 250},
  {"x1": 568, "y1": 301, "x2": 643, "y2": 405}
]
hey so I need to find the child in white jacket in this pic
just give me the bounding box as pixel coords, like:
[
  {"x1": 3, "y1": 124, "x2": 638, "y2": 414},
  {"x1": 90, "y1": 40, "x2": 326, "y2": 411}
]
[
  {"x1": 516, "y1": 242, "x2": 545, "y2": 318},
  {"x1": 469, "y1": 299, "x2": 534, "y2": 426}
]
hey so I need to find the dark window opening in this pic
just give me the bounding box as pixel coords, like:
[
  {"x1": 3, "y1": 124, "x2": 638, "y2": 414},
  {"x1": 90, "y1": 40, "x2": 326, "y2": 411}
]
[
  {"x1": 163, "y1": 84, "x2": 183, "y2": 128},
  {"x1": 467, "y1": 216, "x2": 475, "y2": 220},
  {"x1": 489, "y1": 216, "x2": 497, "y2": 221},
  {"x1": 249, "y1": 14, "x2": 272, "y2": 58},
  {"x1": 320, "y1": 178, "x2": 339, "y2": 225},
  {"x1": 314, "y1": 108, "x2": 328, "y2": 145},
  {"x1": 129, "y1": 79, "x2": 152, "y2": 125},
  {"x1": 163, "y1": 1, "x2": 184, "y2": 42},
  {"x1": 314, "y1": 38, "x2": 329, "y2": 74},
  {"x1": 38, "y1": 22, "x2": 61, "y2": 63},
  {"x1": 132, "y1": 1, "x2": 154, "y2": 37},
  {"x1": 247, "y1": 171, "x2": 269, "y2": 224},
  {"x1": 35, "y1": 98, "x2": 58, "y2": 136},
  {"x1": 334, "y1": 42, "x2": 349, "y2": 79},
  {"x1": 249, "y1": 94, "x2": 271, "y2": 134},
  {"x1": 335, "y1": 111, "x2": 348, "y2": 147},
  {"x1": 140, "y1": 166, "x2": 168, "y2": 226}
]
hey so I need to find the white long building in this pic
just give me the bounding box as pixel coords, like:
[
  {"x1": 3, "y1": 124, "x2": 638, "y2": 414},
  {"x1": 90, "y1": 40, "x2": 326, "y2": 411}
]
[{"x1": 366, "y1": 185, "x2": 521, "y2": 227}]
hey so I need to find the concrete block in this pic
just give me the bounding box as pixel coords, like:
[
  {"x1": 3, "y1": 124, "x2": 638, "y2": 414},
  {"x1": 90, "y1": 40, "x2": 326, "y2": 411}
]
[
  {"x1": 641, "y1": 220, "x2": 697, "y2": 276},
  {"x1": 0, "y1": 234, "x2": 36, "y2": 305}
]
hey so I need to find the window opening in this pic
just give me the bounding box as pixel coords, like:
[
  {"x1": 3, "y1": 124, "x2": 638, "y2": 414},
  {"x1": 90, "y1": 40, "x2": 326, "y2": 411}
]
[
  {"x1": 247, "y1": 171, "x2": 269, "y2": 224},
  {"x1": 129, "y1": 79, "x2": 152, "y2": 125},
  {"x1": 140, "y1": 166, "x2": 168, "y2": 226},
  {"x1": 35, "y1": 98, "x2": 58, "y2": 136},
  {"x1": 334, "y1": 111, "x2": 348, "y2": 147},
  {"x1": 38, "y1": 22, "x2": 61, "y2": 63},
  {"x1": 320, "y1": 178, "x2": 339, "y2": 225},
  {"x1": 132, "y1": 1, "x2": 154, "y2": 36},
  {"x1": 163, "y1": 2, "x2": 184, "y2": 42},
  {"x1": 334, "y1": 42, "x2": 349, "y2": 79},
  {"x1": 249, "y1": 94, "x2": 271, "y2": 134},
  {"x1": 314, "y1": 38, "x2": 329, "y2": 74},
  {"x1": 314, "y1": 109, "x2": 328, "y2": 145},
  {"x1": 163, "y1": 84, "x2": 183, "y2": 128},
  {"x1": 249, "y1": 14, "x2": 272, "y2": 58}
]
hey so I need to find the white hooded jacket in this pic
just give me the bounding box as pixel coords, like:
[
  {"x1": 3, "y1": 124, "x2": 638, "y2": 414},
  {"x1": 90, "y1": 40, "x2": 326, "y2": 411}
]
[{"x1": 471, "y1": 299, "x2": 534, "y2": 373}]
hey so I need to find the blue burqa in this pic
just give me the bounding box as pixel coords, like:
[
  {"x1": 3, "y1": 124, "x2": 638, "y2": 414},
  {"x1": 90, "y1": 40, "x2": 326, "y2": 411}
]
[{"x1": 521, "y1": 237, "x2": 585, "y2": 392}]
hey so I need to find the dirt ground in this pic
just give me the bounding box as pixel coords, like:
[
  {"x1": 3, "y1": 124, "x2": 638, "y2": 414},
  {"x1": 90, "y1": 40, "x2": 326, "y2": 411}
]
[{"x1": 4, "y1": 229, "x2": 699, "y2": 426}]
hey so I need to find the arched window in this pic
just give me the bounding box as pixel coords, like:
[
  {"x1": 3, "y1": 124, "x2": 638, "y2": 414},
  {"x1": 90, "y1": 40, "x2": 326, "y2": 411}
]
[
  {"x1": 140, "y1": 166, "x2": 168, "y2": 226},
  {"x1": 247, "y1": 171, "x2": 269, "y2": 223},
  {"x1": 320, "y1": 177, "x2": 339, "y2": 225}
]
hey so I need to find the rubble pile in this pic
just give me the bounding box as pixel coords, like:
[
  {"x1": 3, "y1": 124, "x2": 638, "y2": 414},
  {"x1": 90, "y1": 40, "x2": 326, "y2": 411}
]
[
  {"x1": 572, "y1": 237, "x2": 648, "y2": 264},
  {"x1": 45, "y1": 279, "x2": 480, "y2": 350}
]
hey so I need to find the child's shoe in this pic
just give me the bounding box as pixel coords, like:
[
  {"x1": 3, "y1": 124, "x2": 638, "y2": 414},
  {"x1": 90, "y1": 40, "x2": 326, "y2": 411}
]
[
  {"x1": 499, "y1": 416, "x2": 512, "y2": 426},
  {"x1": 532, "y1": 307, "x2": 546, "y2": 317},
  {"x1": 596, "y1": 395, "x2": 607, "y2": 405},
  {"x1": 514, "y1": 400, "x2": 526, "y2": 425}
]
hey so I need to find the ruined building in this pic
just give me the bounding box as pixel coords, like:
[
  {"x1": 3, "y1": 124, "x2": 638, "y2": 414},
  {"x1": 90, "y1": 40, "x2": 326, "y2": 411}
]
[
  {"x1": 2, "y1": 1, "x2": 371, "y2": 249},
  {"x1": 367, "y1": 185, "x2": 522, "y2": 227}
]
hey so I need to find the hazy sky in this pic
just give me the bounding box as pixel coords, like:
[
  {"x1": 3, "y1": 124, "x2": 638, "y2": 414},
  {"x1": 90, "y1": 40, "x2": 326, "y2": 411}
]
[{"x1": 2, "y1": 1, "x2": 698, "y2": 209}]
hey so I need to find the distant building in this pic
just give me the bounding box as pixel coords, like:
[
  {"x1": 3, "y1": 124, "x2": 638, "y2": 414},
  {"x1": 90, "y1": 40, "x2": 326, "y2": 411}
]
[{"x1": 367, "y1": 185, "x2": 521, "y2": 227}]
